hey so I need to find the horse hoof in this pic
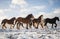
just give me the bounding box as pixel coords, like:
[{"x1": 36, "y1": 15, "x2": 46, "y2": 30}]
[
  {"x1": 35, "y1": 27, "x2": 38, "y2": 29},
  {"x1": 26, "y1": 28, "x2": 28, "y2": 29},
  {"x1": 17, "y1": 28, "x2": 20, "y2": 30},
  {"x1": 55, "y1": 26, "x2": 57, "y2": 28}
]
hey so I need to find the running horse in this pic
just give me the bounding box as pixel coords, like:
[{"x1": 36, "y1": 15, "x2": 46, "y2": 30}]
[
  {"x1": 1, "y1": 17, "x2": 16, "y2": 29},
  {"x1": 44, "y1": 17, "x2": 60, "y2": 28},
  {"x1": 15, "y1": 14, "x2": 34, "y2": 29},
  {"x1": 32, "y1": 15, "x2": 44, "y2": 29}
]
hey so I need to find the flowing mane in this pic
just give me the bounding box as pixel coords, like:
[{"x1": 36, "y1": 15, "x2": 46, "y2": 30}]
[
  {"x1": 38, "y1": 15, "x2": 43, "y2": 20},
  {"x1": 25, "y1": 14, "x2": 33, "y2": 19}
]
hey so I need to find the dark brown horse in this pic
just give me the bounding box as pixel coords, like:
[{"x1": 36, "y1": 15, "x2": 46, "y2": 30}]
[
  {"x1": 1, "y1": 17, "x2": 16, "y2": 29},
  {"x1": 32, "y1": 15, "x2": 44, "y2": 29},
  {"x1": 15, "y1": 14, "x2": 34, "y2": 29},
  {"x1": 44, "y1": 17, "x2": 60, "y2": 28}
]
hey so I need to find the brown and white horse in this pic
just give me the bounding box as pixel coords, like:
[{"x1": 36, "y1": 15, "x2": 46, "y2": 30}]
[
  {"x1": 15, "y1": 14, "x2": 34, "y2": 29},
  {"x1": 1, "y1": 17, "x2": 16, "y2": 29},
  {"x1": 32, "y1": 15, "x2": 45, "y2": 29}
]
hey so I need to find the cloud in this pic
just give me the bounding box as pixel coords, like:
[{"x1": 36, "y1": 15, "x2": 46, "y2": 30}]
[
  {"x1": 0, "y1": 9, "x2": 4, "y2": 14},
  {"x1": 37, "y1": 9, "x2": 60, "y2": 18},
  {"x1": 20, "y1": 5, "x2": 46, "y2": 13},
  {"x1": 11, "y1": 0, "x2": 27, "y2": 5},
  {"x1": 10, "y1": 0, "x2": 47, "y2": 17},
  {"x1": 53, "y1": 8, "x2": 60, "y2": 13},
  {"x1": 0, "y1": 9, "x2": 8, "y2": 24},
  {"x1": 35, "y1": 12, "x2": 53, "y2": 18},
  {"x1": 31, "y1": 6, "x2": 46, "y2": 10},
  {"x1": 17, "y1": 5, "x2": 46, "y2": 18},
  {"x1": 11, "y1": 0, "x2": 28, "y2": 8}
]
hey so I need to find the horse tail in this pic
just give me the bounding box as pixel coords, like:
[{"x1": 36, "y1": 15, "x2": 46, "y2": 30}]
[
  {"x1": 1, "y1": 20, "x2": 5, "y2": 24},
  {"x1": 1, "y1": 21, "x2": 3, "y2": 24},
  {"x1": 1, "y1": 19, "x2": 6, "y2": 25}
]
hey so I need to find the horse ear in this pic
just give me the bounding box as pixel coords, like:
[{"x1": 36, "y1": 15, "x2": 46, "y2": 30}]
[
  {"x1": 13, "y1": 17, "x2": 16, "y2": 19},
  {"x1": 14, "y1": 17, "x2": 15, "y2": 18}
]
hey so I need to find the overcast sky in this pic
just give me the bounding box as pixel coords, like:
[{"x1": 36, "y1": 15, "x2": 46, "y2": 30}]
[{"x1": 0, "y1": 0, "x2": 60, "y2": 23}]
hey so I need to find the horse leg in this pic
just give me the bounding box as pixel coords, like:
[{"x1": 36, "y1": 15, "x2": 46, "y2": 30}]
[
  {"x1": 2, "y1": 25, "x2": 5, "y2": 29},
  {"x1": 18, "y1": 23, "x2": 20, "y2": 29},
  {"x1": 36, "y1": 22, "x2": 39, "y2": 29},
  {"x1": 44, "y1": 22, "x2": 47, "y2": 26},
  {"x1": 17, "y1": 23, "x2": 20, "y2": 30},
  {"x1": 44, "y1": 22, "x2": 48, "y2": 28},
  {"x1": 29, "y1": 22, "x2": 32, "y2": 29},
  {"x1": 10, "y1": 24, "x2": 13, "y2": 29},
  {"x1": 41, "y1": 23, "x2": 43, "y2": 28},
  {"x1": 2, "y1": 23, "x2": 7, "y2": 29},
  {"x1": 40, "y1": 21, "x2": 44, "y2": 28},
  {"x1": 20, "y1": 23, "x2": 24, "y2": 28},
  {"x1": 55, "y1": 23, "x2": 57, "y2": 28},
  {"x1": 33, "y1": 22, "x2": 35, "y2": 28},
  {"x1": 52, "y1": 24, "x2": 53, "y2": 28},
  {"x1": 26, "y1": 24, "x2": 28, "y2": 29},
  {"x1": 33, "y1": 22, "x2": 37, "y2": 29},
  {"x1": 13, "y1": 24, "x2": 15, "y2": 29}
]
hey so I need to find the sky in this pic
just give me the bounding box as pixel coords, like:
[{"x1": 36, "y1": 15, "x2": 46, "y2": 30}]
[{"x1": 0, "y1": 0, "x2": 60, "y2": 23}]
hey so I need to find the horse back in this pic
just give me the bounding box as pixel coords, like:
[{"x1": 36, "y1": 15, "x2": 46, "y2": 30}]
[
  {"x1": 32, "y1": 19, "x2": 40, "y2": 23},
  {"x1": 45, "y1": 18, "x2": 56, "y2": 23}
]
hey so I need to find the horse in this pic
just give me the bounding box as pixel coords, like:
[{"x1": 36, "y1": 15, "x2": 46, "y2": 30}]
[
  {"x1": 15, "y1": 14, "x2": 34, "y2": 29},
  {"x1": 32, "y1": 15, "x2": 44, "y2": 29},
  {"x1": 44, "y1": 17, "x2": 60, "y2": 28},
  {"x1": 1, "y1": 17, "x2": 16, "y2": 29}
]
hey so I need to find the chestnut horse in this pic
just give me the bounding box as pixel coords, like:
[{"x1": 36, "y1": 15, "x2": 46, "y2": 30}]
[
  {"x1": 15, "y1": 14, "x2": 34, "y2": 29},
  {"x1": 1, "y1": 17, "x2": 16, "y2": 29},
  {"x1": 32, "y1": 15, "x2": 44, "y2": 29}
]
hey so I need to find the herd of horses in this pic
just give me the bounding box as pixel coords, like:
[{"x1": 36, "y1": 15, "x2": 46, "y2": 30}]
[{"x1": 1, "y1": 14, "x2": 60, "y2": 30}]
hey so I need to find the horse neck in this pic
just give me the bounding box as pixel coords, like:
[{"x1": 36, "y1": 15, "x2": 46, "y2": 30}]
[
  {"x1": 10, "y1": 19, "x2": 15, "y2": 22},
  {"x1": 25, "y1": 16, "x2": 30, "y2": 19},
  {"x1": 38, "y1": 16, "x2": 41, "y2": 20},
  {"x1": 53, "y1": 18, "x2": 57, "y2": 21}
]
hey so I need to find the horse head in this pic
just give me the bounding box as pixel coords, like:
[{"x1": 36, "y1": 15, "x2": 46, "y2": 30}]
[
  {"x1": 26, "y1": 14, "x2": 34, "y2": 20},
  {"x1": 10, "y1": 17, "x2": 16, "y2": 21},
  {"x1": 55, "y1": 17, "x2": 59, "y2": 21},
  {"x1": 38, "y1": 15, "x2": 43, "y2": 20}
]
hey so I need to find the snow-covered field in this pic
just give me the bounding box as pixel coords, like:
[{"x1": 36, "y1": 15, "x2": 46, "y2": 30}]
[
  {"x1": 0, "y1": 32, "x2": 60, "y2": 39},
  {"x1": 0, "y1": 22, "x2": 60, "y2": 39}
]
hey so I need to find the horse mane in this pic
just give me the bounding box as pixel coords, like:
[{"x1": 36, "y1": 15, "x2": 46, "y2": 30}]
[
  {"x1": 9, "y1": 17, "x2": 16, "y2": 21},
  {"x1": 25, "y1": 14, "x2": 33, "y2": 19},
  {"x1": 52, "y1": 17, "x2": 58, "y2": 19},
  {"x1": 45, "y1": 16, "x2": 59, "y2": 21},
  {"x1": 38, "y1": 15, "x2": 43, "y2": 20}
]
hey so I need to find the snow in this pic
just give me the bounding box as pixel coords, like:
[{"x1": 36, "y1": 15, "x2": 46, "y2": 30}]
[
  {"x1": 0, "y1": 32, "x2": 60, "y2": 39},
  {"x1": 0, "y1": 22, "x2": 60, "y2": 39}
]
